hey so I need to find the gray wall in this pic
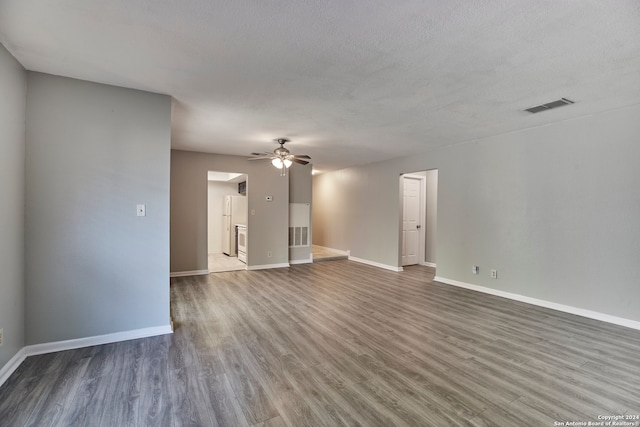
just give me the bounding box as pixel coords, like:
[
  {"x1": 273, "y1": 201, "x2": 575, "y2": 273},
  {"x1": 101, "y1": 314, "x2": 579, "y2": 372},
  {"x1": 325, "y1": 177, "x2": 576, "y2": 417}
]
[
  {"x1": 289, "y1": 163, "x2": 312, "y2": 262},
  {"x1": 313, "y1": 103, "x2": 640, "y2": 322},
  {"x1": 171, "y1": 150, "x2": 289, "y2": 271},
  {"x1": 425, "y1": 169, "x2": 438, "y2": 264},
  {"x1": 0, "y1": 44, "x2": 26, "y2": 368},
  {"x1": 25, "y1": 73, "x2": 172, "y2": 345},
  {"x1": 313, "y1": 162, "x2": 403, "y2": 263}
]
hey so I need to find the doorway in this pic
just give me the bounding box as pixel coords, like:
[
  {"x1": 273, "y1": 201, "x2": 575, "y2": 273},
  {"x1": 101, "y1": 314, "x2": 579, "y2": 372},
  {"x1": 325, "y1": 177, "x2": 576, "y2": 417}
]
[
  {"x1": 400, "y1": 170, "x2": 438, "y2": 268},
  {"x1": 207, "y1": 171, "x2": 248, "y2": 273},
  {"x1": 402, "y1": 175, "x2": 422, "y2": 266}
]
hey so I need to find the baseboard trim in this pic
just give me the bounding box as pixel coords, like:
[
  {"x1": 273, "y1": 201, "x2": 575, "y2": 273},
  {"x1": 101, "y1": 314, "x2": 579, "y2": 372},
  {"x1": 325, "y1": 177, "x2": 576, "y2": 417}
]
[
  {"x1": 0, "y1": 325, "x2": 172, "y2": 388},
  {"x1": 421, "y1": 262, "x2": 436, "y2": 268},
  {"x1": 434, "y1": 276, "x2": 640, "y2": 331},
  {"x1": 349, "y1": 256, "x2": 403, "y2": 272},
  {"x1": 0, "y1": 348, "x2": 27, "y2": 388},
  {"x1": 289, "y1": 258, "x2": 313, "y2": 265},
  {"x1": 170, "y1": 269, "x2": 209, "y2": 277},
  {"x1": 23, "y1": 325, "x2": 173, "y2": 357},
  {"x1": 247, "y1": 263, "x2": 290, "y2": 271}
]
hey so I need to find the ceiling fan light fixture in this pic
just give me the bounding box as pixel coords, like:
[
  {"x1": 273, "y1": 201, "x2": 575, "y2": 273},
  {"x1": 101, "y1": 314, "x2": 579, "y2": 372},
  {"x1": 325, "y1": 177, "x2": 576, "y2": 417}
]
[
  {"x1": 271, "y1": 157, "x2": 292, "y2": 169},
  {"x1": 249, "y1": 138, "x2": 310, "y2": 176}
]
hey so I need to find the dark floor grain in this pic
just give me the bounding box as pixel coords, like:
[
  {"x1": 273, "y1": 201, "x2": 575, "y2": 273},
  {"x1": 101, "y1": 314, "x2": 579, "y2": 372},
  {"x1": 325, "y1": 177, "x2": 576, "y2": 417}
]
[{"x1": 1, "y1": 261, "x2": 639, "y2": 426}]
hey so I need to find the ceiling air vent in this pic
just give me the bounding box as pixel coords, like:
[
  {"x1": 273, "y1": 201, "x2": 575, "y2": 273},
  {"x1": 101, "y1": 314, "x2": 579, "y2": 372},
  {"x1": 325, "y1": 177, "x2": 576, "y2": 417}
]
[{"x1": 523, "y1": 98, "x2": 574, "y2": 114}]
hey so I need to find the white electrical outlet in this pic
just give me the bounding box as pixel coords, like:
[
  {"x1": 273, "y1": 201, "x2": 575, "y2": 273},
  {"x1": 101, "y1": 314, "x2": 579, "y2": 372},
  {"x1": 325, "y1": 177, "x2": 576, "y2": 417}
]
[
  {"x1": 473, "y1": 266, "x2": 479, "y2": 275},
  {"x1": 491, "y1": 269, "x2": 498, "y2": 279},
  {"x1": 267, "y1": 251, "x2": 272, "y2": 257},
  {"x1": 0, "y1": 328, "x2": 3, "y2": 346},
  {"x1": 136, "y1": 204, "x2": 146, "y2": 217}
]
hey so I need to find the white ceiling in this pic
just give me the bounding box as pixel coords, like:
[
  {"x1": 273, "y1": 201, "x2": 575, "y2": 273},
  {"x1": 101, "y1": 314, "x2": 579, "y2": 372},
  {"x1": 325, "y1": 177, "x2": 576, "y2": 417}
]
[{"x1": 2, "y1": 0, "x2": 639, "y2": 171}]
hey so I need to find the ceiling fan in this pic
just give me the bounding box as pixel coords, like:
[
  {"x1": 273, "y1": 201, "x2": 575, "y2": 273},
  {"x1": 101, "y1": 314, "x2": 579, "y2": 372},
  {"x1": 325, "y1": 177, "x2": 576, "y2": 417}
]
[{"x1": 248, "y1": 138, "x2": 311, "y2": 176}]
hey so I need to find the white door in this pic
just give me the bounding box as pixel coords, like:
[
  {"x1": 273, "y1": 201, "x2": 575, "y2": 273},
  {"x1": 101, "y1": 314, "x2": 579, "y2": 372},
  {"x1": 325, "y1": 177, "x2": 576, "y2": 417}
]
[{"x1": 402, "y1": 176, "x2": 421, "y2": 266}]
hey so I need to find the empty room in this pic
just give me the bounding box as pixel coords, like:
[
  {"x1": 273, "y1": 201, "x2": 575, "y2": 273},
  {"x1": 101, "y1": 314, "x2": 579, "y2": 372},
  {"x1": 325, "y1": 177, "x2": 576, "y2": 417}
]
[{"x1": 1, "y1": 1, "x2": 639, "y2": 426}]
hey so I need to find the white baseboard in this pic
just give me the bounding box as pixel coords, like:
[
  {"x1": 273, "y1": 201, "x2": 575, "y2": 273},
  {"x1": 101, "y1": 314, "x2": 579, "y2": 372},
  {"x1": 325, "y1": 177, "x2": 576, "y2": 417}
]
[
  {"x1": 348, "y1": 256, "x2": 403, "y2": 272},
  {"x1": 170, "y1": 269, "x2": 209, "y2": 277},
  {"x1": 434, "y1": 276, "x2": 640, "y2": 331},
  {"x1": 421, "y1": 261, "x2": 436, "y2": 268},
  {"x1": 24, "y1": 324, "x2": 173, "y2": 357},
  {"x1": 290, "y1": 258, "x2": 313, "y2": 265},
  {"x1": 0, "y1": 324, "x2": 172, "y2": 388},
  {"x1": 0, "y1": 348, "x2": 27, "y2": 388},
  {"x1": 247, "y1": 263, "x2": 290, "y2": 271}
]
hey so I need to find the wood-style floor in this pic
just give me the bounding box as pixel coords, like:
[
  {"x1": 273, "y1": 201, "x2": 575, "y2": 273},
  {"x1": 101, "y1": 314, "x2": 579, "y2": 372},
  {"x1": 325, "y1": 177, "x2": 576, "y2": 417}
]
[{"x1": 1, "y1": 261, "x2": 639, "y2": 426}]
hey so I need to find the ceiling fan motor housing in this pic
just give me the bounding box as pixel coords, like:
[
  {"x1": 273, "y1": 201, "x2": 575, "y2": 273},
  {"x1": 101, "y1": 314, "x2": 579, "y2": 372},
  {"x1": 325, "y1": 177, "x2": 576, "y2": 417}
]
[{"x1": 274, "y1": 146, "x2": 290, "y2": 157}]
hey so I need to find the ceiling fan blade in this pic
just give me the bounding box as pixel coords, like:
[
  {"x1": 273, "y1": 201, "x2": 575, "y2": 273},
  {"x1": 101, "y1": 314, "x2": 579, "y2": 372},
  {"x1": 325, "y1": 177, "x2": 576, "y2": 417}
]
[
  {"x1": 294, "y1": 154, "x2": 311, "y2": 159},
  {"x1": 248, "y1": 156, "x2": 273, "y2": 161},
  {"x1": 251, "y1": 152, "x2": 272, "y2": 156},
  {"x1": 292, "y1": 158, "x2": 309, "y2": 165}
]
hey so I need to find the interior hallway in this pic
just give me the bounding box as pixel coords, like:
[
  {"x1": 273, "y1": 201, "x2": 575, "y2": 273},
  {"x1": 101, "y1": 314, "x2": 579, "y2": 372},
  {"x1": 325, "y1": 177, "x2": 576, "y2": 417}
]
[{"x1": 312, "y1": 245, "x2": 348, "y2": 262}]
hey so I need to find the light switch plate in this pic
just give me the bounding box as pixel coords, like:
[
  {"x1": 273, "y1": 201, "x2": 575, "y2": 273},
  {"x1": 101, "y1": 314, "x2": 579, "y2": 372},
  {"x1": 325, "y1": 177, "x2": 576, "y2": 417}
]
[{"x1": 137, "y1": 204, "x2": 146, "y2": 217}]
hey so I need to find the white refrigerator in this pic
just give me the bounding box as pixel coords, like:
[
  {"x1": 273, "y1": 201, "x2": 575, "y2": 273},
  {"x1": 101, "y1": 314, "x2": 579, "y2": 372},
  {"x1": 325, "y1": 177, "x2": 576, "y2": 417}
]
[{"x1": 222, "y1": 195, "x2": 247, "y2": 256}]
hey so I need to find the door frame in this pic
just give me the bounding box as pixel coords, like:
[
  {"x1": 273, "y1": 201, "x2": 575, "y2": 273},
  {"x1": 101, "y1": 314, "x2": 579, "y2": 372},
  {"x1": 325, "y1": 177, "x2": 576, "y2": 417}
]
[
  {"x1": 400, "y1": 173, "x2": 426, "y2": 266},
  {"x1": 206, "y1": 171, "x2": 249, "y2": 271}
]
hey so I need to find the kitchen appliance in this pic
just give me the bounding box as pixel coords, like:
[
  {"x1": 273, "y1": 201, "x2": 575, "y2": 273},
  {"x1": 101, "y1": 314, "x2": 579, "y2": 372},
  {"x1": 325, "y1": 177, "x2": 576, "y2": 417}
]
[
  {"x1": 222, "y1": 195, "x2": 247, "y2": 256},
  {"x1": 236, "y1": 225, "x2": 247, "y2": 263}
]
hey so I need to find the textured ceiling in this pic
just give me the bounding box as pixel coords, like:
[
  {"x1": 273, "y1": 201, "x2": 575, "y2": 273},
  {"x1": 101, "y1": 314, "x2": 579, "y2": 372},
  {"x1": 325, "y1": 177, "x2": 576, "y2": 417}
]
[{"x1": 2, "y1": 0, "x2": 640, "y2": 170}]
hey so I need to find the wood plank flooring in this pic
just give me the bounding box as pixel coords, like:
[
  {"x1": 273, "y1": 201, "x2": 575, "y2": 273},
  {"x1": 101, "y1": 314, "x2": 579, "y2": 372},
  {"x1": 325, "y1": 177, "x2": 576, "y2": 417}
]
[{"x1": 1, "y1": 260, "x2": 639, "y2": 426}]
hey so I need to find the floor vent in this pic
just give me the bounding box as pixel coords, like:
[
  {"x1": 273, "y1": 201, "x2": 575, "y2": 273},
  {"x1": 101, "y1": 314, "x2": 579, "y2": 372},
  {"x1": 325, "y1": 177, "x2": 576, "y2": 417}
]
[{"x1": 523, "y1": 98, "x2": 574, "y2": 114}]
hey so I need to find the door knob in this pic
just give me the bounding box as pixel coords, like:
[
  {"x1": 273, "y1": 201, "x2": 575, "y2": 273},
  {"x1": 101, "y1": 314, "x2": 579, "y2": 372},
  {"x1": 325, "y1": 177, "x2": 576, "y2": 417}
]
[{"x1": 416, "y1": 225, "x2": 421, "y2": 229}]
